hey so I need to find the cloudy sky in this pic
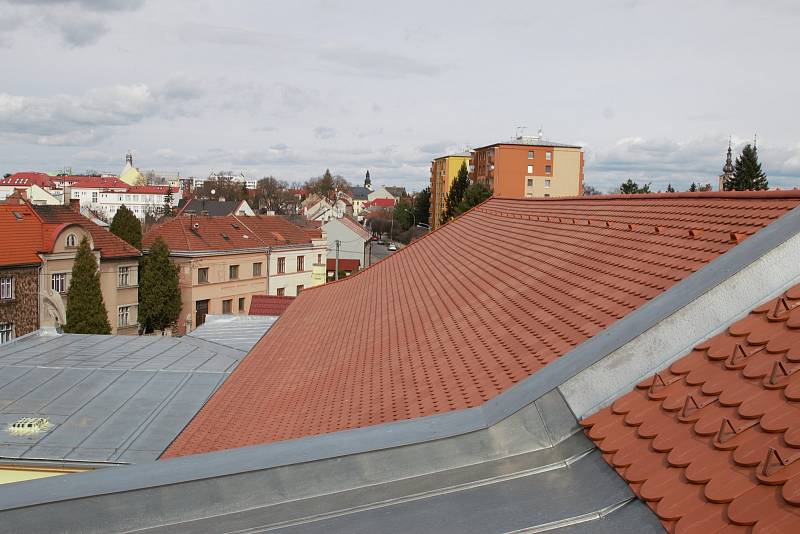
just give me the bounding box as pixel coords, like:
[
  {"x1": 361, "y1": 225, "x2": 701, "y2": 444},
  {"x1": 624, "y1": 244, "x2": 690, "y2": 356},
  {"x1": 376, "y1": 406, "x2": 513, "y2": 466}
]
[{"x1": 1, "y1": 0, "x2": 798, "y2": 192}]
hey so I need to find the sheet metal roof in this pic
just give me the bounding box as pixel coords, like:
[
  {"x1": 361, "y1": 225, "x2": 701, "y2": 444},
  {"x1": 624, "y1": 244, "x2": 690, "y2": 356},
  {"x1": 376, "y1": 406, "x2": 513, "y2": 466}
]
[
  {"x1": 164, "y1": 192, "x2": 800, "y2": 458},
  {"x1": 0, "y1": 328, "x2": 266, "y2": 465},
  {"x1": 188, "y1": 315, "x2": 277, "y2": 352},
  {"x1": 582, "y1": 282, "x2": 800, "y2": 533}
]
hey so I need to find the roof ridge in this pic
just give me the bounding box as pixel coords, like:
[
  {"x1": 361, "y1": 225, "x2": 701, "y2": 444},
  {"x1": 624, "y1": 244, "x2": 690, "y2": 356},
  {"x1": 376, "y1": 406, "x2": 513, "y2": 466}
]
[{"x1": 494, "y1": 190, "x2": 800, "y2": 202}]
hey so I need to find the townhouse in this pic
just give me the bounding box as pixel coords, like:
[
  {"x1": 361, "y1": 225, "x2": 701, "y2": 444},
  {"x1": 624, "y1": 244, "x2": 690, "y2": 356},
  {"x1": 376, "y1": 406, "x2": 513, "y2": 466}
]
[{"x1": 143, "y1": 214, "x2": 327, "y2": 334}]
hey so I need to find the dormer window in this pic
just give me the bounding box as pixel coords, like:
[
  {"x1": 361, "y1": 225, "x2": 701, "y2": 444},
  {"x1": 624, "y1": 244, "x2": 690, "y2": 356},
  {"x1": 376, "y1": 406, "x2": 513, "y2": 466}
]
[{"x1": 65, "y1": 234, "x2": 77, "y2": 248}]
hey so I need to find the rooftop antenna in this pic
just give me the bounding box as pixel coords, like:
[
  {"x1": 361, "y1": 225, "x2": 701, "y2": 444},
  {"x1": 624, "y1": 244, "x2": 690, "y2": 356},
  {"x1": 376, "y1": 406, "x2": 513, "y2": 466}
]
[
  {"x1": 753, "y1": 133, "x2": 758, "y2": 150},
  {"x1": 537, "y1": 125, "x2": 543, "y2": 139},
  {"x1": 515, "y1": 126, "x2": 527, "y2": 139}
]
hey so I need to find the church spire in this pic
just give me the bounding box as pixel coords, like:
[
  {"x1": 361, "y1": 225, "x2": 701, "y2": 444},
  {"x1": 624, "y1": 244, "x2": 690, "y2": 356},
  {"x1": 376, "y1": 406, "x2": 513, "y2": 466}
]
[
  {"x1": 125, "y1": 150, "x2": 133, "y2": 166},
  {"x1": 719, "y1": 137, "x2": 735, "y2": 191}
]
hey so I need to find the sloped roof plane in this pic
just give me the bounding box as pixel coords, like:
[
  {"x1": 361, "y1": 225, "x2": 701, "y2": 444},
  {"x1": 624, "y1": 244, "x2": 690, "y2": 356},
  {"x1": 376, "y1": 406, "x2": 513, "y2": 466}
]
[
  {"x1": 581, "y1": 283, "x2": 800, "y2": 533},
  {"x1": 164, "y1": 192, "x2": 800, "y2": 457}
]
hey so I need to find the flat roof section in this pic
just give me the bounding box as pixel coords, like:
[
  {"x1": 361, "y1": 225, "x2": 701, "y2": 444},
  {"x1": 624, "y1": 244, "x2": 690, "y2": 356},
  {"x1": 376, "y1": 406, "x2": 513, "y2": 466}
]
[{"x1": 0, "y1": 328, "x2": 266, "y2": 465}]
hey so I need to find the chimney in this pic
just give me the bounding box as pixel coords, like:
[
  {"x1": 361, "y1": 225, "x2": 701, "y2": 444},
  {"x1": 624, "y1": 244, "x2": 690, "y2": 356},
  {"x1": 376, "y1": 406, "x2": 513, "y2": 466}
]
[{"x1": 69, "y1": 198, "x2": 80, "y2": 212}]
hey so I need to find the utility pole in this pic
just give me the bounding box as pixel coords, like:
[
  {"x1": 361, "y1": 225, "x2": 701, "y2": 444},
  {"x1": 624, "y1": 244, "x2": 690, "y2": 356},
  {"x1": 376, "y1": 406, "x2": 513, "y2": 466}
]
[{"x1": 335, "y1": 239, "x2": 340, "y2": 281}]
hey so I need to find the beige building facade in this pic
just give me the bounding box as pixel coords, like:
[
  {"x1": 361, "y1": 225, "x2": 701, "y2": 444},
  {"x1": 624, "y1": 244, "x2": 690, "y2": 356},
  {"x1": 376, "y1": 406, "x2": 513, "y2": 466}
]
[{"x1": 39, "y1": 224, "x2": 140, "y2": 334}]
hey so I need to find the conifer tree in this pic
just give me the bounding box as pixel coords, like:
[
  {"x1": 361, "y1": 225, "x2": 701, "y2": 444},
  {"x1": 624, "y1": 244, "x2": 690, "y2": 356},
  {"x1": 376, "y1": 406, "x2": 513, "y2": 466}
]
[
  {"x1": 666, "y1": 183, "x2": 675, "y2": 193},
  {"x1": 441, "y1": 162, "x2": 470, "y2": 224},
  {"x1": 163, "y1": 188, "x2": 174, "y2": 215},
  {"x1": 138, "y1": 236, "x2": 181, "y2": 334},
  {"x1": 688, "y1": 182, "x2": 697, "y2": 192},
  {"x1": 110, "y1": 204, "x2": 142, "y2": 250},
  {"x1": 64, "y1": 236, "x2": 111, "y2": 334},
  {"x1": 454, "y1": 180, "x2": 492, "y2": 216},
  {"x1": 725, "y1": 144, "x2": 768, "y2": 191}
]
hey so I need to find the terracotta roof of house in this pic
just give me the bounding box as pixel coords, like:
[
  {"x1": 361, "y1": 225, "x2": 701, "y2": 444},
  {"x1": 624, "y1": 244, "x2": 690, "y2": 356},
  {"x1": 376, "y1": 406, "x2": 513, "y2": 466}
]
[
  {"x1": 337, "y1": 215, "x2": 372, "y2": 241},
  {"x1": 0, "y1": 202, "x2": 46, "y2": 267},
  {"x1": 580, "y1": 283, "x2": 800, "y2": 533},
  {"x1": 0, "y1": 172, "x2": 53, "y2": 188},
  {"x1": 127, "y1": 185, "x2": 178, "y2": 195},
  {"x1": 365, "y1": 198, "x2": 395, "y2": 208},
  {"x1": 162, "y1": 192, "x2": 800, "y2": 458},
  {"x1": 33, "y1": 205, "x2": 141, "y2": 258},
  {"x1": 60, "y1": 176, "x2": 128, "y2": 189},
  {"x1": 249, "y1": 295, "x2": 296, "y2": 316},
  {"x1": 143, "y1": 214, "x2": 314, "y2": 252},
  {"x1": 326, "y1": 258, "x2": 360, "y2": 272},
  {"x1": 177, "y1": 199, "x2": 245, "y2": 216}
]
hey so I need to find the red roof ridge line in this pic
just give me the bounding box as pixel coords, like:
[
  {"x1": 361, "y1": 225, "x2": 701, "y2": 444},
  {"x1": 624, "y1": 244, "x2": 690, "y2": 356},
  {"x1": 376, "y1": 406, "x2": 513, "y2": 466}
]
[
  {"x1": 493, "y1": 190, "x2": 800, "y2": 202},
  {"x1": 231, "y1": 214, "x2": 269, "y2": 248}
]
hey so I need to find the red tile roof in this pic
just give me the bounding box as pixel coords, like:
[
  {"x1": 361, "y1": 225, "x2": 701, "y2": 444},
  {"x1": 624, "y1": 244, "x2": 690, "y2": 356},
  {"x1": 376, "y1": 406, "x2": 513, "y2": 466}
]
[
  {"x1": 365, "y1": 198, "x2": 395, "y2": 208},
  {"x1": 143, "y1": 214, "x2": 314, "y2": 252},
  {"x1": 580, "y1": 283, "x2": 800, "y2": 533},
  {"x1": 127, "y1": 185, "x2": 178, "y2": 194},
  {"x1": 0, "y1": 172, "x2": 53, "y2": 188},
  {"x1": 33, "y1": 205, "x2": 141, "y2": 259},
  {"x1": 326, "y1": 258, "x2": 360, "y2": 272},
  {"x1": 162, "y1": 192, "x2": 800, "y2": 458},
  {"x1": 0, "y1": 202, "x2": 46, "y2": 267},
  {"x1": 61, "y1": 176, "x2": 128, "y2": 189},
  {"x1": 249, "y1": 295, "x2": 296, "y2": 316}
]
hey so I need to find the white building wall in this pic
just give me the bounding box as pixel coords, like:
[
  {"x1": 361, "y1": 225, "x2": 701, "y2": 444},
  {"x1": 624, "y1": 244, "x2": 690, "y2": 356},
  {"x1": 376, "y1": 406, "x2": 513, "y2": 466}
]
[
  {"x1": 322, "y1": 218, "x2": 368, "y2": 266},
  {"x1": 267, "y1": 244, "x2": 327, "y2": 296}
]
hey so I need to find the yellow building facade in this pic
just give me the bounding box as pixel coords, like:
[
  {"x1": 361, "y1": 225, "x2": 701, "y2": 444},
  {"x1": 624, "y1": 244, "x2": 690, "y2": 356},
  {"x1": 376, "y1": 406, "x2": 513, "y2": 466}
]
[{"x1": 430, "y1": 153, "x2": 471, "y2": 230}]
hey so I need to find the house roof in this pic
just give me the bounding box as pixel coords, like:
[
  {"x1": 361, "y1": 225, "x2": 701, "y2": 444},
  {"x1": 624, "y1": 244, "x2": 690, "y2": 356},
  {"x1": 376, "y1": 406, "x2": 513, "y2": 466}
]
[
  {"x1": 188, "y1": 315, "x2": 279, "y2": 353},
  {"x1": 364, "y1": 198, "x2": 395, "y2": 208},
  {"x1": 349, "y1": 186, "x2": 370, "y2": 200},
  {"x1": 0, "y1": 202, "x2": 46, "y2": 267},
  {"x1": 580, "y1": 282, "x2": 800, "y2": 533},
  {"x1": 332, "y1": 215, "x2": 371, "y2": 241},
  {"x1": 177, "y1": 199, "x2": 246, "y2": 216},
  {"x1": 142, "y1": 214, "x2": 314, "y2": 253},
  {"x1": 61, "y1": 176, "x2": 129, "y2": 189},
  {"x1": 326, "y1": 258, "x2": 360, "y2": 272},
  {"x1": 127, "y1": 185, "x2": 178, "y2": 195},
  {"x1": 163, "y1": 192, "x2": 800, "y2": 458},
  {"x1": 385, "y1": 186, "x2": 407, "y2": 198},
  {"x1": 0, "y1": 330, "x2": 256, "y2": 465},
  {"x1": 249, "y1": 295, "x2": 296, "y2": 316},
  {"x1": 0, "y1": 172, "x2": 53, "y2": 188},
  {"x1": 33, "y1": 204, "x2": 140, "y2": 259}
]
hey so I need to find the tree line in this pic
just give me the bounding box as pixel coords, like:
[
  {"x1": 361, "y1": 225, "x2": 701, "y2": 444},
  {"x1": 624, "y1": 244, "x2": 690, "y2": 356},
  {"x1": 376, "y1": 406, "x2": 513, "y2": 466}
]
[{"x1": 601, "y1": 142, "x2": 769, "y2": 195}]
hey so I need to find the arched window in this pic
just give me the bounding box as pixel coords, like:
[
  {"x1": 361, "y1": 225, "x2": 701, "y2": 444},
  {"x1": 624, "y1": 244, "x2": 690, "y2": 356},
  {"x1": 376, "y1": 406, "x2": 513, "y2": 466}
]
[{"x1": 66, "y1": 234, "x2": 77, "y2": 248}]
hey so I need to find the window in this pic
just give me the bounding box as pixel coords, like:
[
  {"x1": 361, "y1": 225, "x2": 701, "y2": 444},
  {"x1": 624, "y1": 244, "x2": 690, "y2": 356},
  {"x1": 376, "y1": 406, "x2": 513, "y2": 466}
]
[
  {"x1": 317, "y1": 253, "x2": 322, "y2": 264},
  {"x1": 545, "y1": 180, "x2": 552, "y2": 188},
  {"x1": 276, "y1": 287, "x2": 285, "y2": 297},
  {"x1": 0, "y1": 277, "x2": 13, "y2": 300},
  {"x1": 238, "y1": 297, "x2": 245, "y2": 312},
  {"x1": 277, "y1": 257, "x2": 286, "y2": 274},
  {"x1": 545, "y1": 165, "x2": 552, "y2": 174},
  {"x1": 92, "y1": 191, "x2": 98, "y2": 203},
  {"x1": 198, "y1": 267, "x2": 209, "y2": 284},
  {"x1": 118, "y1": 266, "x2": 130, "y2": 287},
  {"x1": 222, "y1": 299, "x2": 232, "y2": 314},
  {"x1": 118, "y1": 306, "x2": 131, "y2": 327},
  {"x1": 526, "y1": 178, "x2": 534, "y2": 187},
  {"x1": 296, "y1": 285, "x2": 304, "y2": 295},
  {"x1": 546, "y1": 152, "x2": 552, "y2": 161},
  {"x1": 65, "y1": 234, "x2": 77, "y2": 248},
  {"x1": 297, "y1": 256, "x2": 304, "y2": 272},
  {"x1": 0, "y1": 323, "x2": 13, "y2": 344},
  {"x1": 252, "y1": 262, "x2": 262, "y2": 276},
  {"x1": 527, "y1": 165, "x2": 533, "y2": 174},
  {"x1": 528, "y1": 150, "x2": 534, "y2": 159},
  {"x1": 229, "y1": 264, "x2": 239, "y2": 280},
  {"x1": 52, "y1": 273, "x2": 67, "y2": 293}
]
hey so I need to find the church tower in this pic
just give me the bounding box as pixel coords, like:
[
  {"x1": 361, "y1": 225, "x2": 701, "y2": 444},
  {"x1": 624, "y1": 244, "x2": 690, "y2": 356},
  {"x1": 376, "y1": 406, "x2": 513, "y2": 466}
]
[
  {"x1": 718, "y1": 139, "x2": 734, "y2": 191},
  {"x1": 364, "y1": 170, "x2": 372, "y2": 190}
]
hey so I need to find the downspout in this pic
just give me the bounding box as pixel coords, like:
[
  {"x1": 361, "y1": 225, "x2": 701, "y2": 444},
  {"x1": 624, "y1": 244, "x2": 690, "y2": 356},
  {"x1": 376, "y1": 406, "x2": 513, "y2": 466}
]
[{"x1": 265, "y1": 246, "x2": 271, "y2": 295}]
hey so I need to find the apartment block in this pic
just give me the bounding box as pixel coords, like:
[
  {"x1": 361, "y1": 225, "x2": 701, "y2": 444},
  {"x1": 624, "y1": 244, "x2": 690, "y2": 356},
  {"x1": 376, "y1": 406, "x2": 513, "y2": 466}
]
[
  {"x1": 470, "y1": 136, "x2": 584, "y2": 198},
  {"x1": 429, "y1": 153, "x2": 471, "y2": 229}
]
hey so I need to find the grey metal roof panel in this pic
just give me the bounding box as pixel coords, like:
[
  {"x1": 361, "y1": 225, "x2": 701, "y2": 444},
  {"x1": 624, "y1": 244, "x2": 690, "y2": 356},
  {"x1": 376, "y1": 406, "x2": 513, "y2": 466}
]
[
  {"x1": 187, "y1": 314, "x2": 277, "y2": 352},
  {"x1": 0, "y1": 332, "x2": 256, "y2": 464}
]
